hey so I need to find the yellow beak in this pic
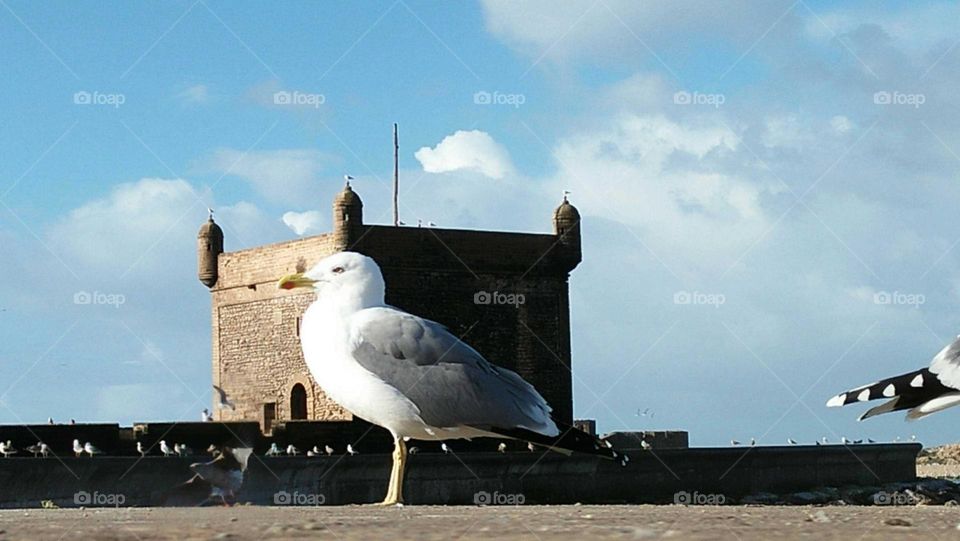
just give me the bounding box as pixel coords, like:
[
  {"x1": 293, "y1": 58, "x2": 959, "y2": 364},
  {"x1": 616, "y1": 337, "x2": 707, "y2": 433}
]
[{"x1": 277, "y1": 273, "x2": 318, "y2": 290}]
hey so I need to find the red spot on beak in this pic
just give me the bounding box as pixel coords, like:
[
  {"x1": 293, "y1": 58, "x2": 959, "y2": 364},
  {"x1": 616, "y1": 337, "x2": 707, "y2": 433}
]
[{"x1": 280, "y1": 281, "x2": 295, "y2": 290}]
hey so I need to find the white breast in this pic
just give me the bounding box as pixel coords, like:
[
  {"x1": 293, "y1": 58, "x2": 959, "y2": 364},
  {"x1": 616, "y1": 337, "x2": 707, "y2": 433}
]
[{"x1": 300, "y1": 302, "x2": 431, "y2": 438}]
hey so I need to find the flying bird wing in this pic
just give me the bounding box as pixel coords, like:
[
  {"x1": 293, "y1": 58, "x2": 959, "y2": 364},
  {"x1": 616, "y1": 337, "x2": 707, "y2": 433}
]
[{"x1": 827, "y1": 335, "x2": 960, "y2": 420}]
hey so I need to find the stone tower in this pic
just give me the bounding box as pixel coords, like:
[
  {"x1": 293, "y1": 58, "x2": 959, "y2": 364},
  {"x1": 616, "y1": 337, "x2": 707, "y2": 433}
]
[
  {"x1": 332, "y1": 182, "x2": 363, "y2": 251},
  {"x1": 552, "y1": 195, "x2": 582, "y2": 268},
  {"x1": 197, "y1": 212, "x2": 224, "y2": 288}
]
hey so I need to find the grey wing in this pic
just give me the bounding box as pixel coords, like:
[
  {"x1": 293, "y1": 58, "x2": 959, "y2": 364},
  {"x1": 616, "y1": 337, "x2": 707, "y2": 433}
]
[
  {"x1": 929, "y1": 335, "x2": 960, "y2": 389},
  {"x1": 348, "y1": 307, "x2": 558, "y2": 436}
]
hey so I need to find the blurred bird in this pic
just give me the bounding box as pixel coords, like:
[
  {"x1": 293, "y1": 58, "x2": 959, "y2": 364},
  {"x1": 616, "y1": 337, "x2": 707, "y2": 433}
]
[
  {"x1": 47, "y1": 417, "x2": 54, "y2": 425},
  {"x1": 867, "y1": 438, "x2": 876, "y2": 443},
  {"x1": 497, "y1": 442, "x2": 507, "y2": 453},
  {"x1": 201, "y1": 408, "x2": 213, "y2": 422},
  {"x1": 213, "y1": 385, "x2": 236, "y2": 411},
  {"x1": 787, "y1": 438, "x2": 797, "y2": 445},
  {"x1": 527, "y1": 442, "x2": 536, "y2": 452},
  {"x1": 137, "y1": 442, "x2": 146, "y2": 457},
  {"x1": 84, "y1": 442, "x2": 102, "y2": 457},
  {"x1": 207, "y1": 444, "x2": 221, "y2": 457},
  {"x1": 749, "y1": 438, "x2": 756, "y2": 446},
  {"x1": 72, "y1": 439, "x2": 84, "y2": 457},
  {"x1": 347, "y1": 444, "x2": 358, "y2": 456},
  {"x1": 0, "y1": 441, "x2": 17, "y2": 458},
  {"x1": 307, "y1": 446, "x2": 318, "y2": 457},
  {"x1": 160, "y1": 440, "x2": 174, "y2": 457},
  {"x1": 286, "y1": 445, "x2": 299, "y2": 456},
  {"x1": 164, "y1": 447, "x2": 253, "y2": 507},
  {"x1": 40, "y1": 443, "x2": 50, "y2": 458},
  {"x1": 440, "y1": 443, "x2": 451, "y2": 454},
  {"x1": 408, "y1": 446, "x2": 419, "y2": 455},
  {"x1": 324, "y1": 445, "x2": 334, "y2": 456},
  {"x1": 731, "y1": 440, "x2": 740, "y2": 446},
  {"x1": 640, "y1": 440, "x2": 652, "y2": 451},
  {"x1": 841, "y1": 436, "x2": 850, "y2": 445},
  {"x1": 25, "y1": 442, "x2": 44, "y2": 458},
  {"x1": 178, "y1": 444, "x2": 193, "y2": 457},
  {"x1": 265, "y1": 443, "x2": 281, "y2": 457}
]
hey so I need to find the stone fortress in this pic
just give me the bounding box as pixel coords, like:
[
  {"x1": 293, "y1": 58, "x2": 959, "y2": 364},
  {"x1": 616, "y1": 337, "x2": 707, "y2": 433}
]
[{"x1": 198, "y1": 184, "x2": 582, "y2": 433}]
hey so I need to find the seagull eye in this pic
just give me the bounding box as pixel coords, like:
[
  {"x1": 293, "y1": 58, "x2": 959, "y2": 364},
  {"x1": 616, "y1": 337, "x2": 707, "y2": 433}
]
[{"x1": 332, "y1": 266, "x2": 345, "y2": 274}]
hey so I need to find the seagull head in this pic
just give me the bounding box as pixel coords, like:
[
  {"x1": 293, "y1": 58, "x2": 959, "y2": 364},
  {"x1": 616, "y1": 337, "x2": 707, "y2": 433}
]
[{"x1": 277, "y1": 252, "x2": 385, "y2": 309}]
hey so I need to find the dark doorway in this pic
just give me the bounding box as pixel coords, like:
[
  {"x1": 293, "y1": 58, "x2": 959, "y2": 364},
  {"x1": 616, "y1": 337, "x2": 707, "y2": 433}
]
[{"x1": 290, "y1": 383, "x2": 308, "y2": 420}]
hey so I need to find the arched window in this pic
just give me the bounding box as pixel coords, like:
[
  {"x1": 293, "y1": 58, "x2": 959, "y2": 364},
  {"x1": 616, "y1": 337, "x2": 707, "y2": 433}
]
[{"x1": 290, "y1": 383, "x2": 308, "y2": 420}]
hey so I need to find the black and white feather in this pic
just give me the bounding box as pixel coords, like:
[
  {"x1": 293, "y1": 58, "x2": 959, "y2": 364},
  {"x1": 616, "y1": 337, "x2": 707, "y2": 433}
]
[{"x1": 826, "y1": 336, "x2": 960, "y2": 420}]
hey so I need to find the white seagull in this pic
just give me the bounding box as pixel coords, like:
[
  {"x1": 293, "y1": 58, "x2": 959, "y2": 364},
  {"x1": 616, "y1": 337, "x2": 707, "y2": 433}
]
[
  {"x1": 0, "y1": 441, "x2": 16, "y2": 458},
  {"x1": 440, "y1": 443, "x2": 451, "y2": 454},
  {"x1": 828, "y1": 334, "x2": 960, "y2": 420},
  {"x1": 640, "y1": 440, "x2": 652, "y2": 451},
  {"x1": 137, "y1": 442, "x2": 146, "y2": 457},
  {"x1": 25, "y1": 442, "x2": 43, "y2": 458},
  {"x1": 160, "y1": 440, "x2": 174, "y2": 457},
  {"x1": 278, "y1": 252, "x2": 623, "y2": 505},
  {"x1": 84, "y1": 442, "x2": 102, "y2": 457},
  {"x1": 265, "y1": 443, "x2": 281, "y2": 457},
  {"x1": 346, "y1": 444, "x2": 358, "y2": 456},
  {"x1": 72, "y1": 439, "x2": 84, "y2": 457},
  {"x1": 286, "y1": 445, "x2": 299, "y2": 456},
  {"x1": 40, "y1": 443, "x2": 50, "y2": 458},
  {"x1": 324, "y1": 445, "x2": 335, "y2": 456},
  {"x1": 787, "y1": 438, "x2": 797, "y2": 445},
  {"x1": 497, "y1": 442, "x2": 507, "y2": 453}
]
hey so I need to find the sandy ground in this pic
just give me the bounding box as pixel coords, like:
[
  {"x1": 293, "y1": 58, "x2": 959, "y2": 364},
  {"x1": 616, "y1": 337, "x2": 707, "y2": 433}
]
[{"x1": 0, "y1": 505, "x2": 958, "y2": 541}]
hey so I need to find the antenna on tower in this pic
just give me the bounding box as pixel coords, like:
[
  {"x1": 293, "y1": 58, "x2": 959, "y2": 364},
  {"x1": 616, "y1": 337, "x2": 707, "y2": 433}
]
[{"x1": 393, "y1": 123, "x2": 399, "y2": 227}]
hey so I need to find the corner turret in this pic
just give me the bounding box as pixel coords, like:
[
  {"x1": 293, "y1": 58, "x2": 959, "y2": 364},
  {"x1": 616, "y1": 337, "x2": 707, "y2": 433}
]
[
  {"x1": 552, "y1": 194, "x2": 581, "y2": 269},
  {"x1": 333, "y1": 181, "x2": 364, "y2": 250},
  {"x1": 197, "y1": 210, "x2": 224, "y2": 288}
]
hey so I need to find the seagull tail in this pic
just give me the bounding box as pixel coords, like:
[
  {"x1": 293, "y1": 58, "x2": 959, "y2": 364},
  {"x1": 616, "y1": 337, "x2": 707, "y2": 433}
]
[
  {"x1": 484, "y1": 422, "x2": 628, "y2": 466},
  {"x1": 826, "y1": 368, "x2": 958, "y2": 421}
]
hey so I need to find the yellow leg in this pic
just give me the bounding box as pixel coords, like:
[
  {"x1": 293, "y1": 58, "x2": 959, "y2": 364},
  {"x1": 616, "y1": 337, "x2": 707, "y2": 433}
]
[{"x1": 379, "y1": 437, "x2": 407, "y2": 505}]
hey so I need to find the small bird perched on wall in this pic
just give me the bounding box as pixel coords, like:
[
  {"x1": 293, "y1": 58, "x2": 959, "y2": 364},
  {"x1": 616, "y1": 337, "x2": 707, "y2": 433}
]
[
  {"x1": 279, "y1": 252, "x2": 625, "y2": 505},
  {"x1": 72, "y1": 439, "x2": 84, "y2": 457},
  {"x1": 497, "y1": 442, "x2": 507, "y2": 453},
  {"x1": 160, "y1": 440, "x2": 174, "y2": 457},
  {"x1": 265, "y1": 443, "x2": 281, "y2": 457},
  {"x1": 84, "y1": 442, "x2": 102, "y2": 457},
  {"x1": 0, "y1": 441, "x2": 17, "y2": 458},
  {"x1": 346, "y1": 444, "x2": 358, "y2": 456},
  {"x1": 137, "y1": 442, "x2": 146, "y2": 457},
  {"x1": 828, "y1": 335, "x2": 960, "y2": 420}
]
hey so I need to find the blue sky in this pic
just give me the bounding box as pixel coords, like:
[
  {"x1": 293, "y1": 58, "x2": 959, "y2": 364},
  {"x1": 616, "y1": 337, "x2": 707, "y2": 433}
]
[{"x1": 3, "y1": 0, "x2": 960, "y2": 447}]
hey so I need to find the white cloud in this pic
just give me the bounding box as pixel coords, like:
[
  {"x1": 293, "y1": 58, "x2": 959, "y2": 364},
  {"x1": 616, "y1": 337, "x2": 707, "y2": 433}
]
[
  {"x1": 549, "y1": 114, "x2": 766, "y2": 271},
  {"x1": 282, "y1": 210, "x2": 324, "y2": 235},
  {"x1": 480, "y1": 0, "x2": 796, "y2": 65},
  {"x1": 176, "y1": 84, "x2": 209, "y2": 104},
  {"x1": 415, "y1": 130, "x2": 515, "y2": 179},
  {"x1": 206, "y1": 149, "x2": 326, "y2": 204}
]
